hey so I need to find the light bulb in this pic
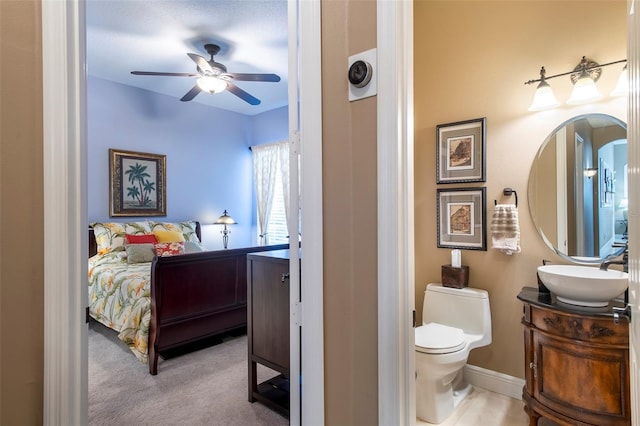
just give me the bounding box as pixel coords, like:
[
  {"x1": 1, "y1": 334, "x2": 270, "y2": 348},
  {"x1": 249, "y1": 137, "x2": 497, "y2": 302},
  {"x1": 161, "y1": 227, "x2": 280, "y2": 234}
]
[
  {"x1": 197, "y1": 76, "x2": 227, "y2": 94},
  {"x1": 528, "y1": 80, "x2": 560, "y2": 111},
  {"x1": 567, "y1": 72, "x2": 601, "y2": 104},
  {"x1": 611, "y1": 65, "x2": 628, "y2": 96}
]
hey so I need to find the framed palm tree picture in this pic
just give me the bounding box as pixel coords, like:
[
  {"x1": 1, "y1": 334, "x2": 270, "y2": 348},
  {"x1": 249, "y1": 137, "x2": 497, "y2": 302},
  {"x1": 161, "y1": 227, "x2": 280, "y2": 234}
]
[{"x1": 109, "y1": 149, "x2": 166, "y2": 217}]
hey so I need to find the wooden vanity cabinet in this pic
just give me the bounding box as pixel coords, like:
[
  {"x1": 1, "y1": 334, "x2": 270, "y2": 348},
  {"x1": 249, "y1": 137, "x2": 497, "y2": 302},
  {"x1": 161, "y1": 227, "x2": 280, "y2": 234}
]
[
  {"x1": 518, "y1": 288, "x2": 630, "y2": 426},
  {"x1": 247, "y1": 249, "x2": 291, "y2": 418}
]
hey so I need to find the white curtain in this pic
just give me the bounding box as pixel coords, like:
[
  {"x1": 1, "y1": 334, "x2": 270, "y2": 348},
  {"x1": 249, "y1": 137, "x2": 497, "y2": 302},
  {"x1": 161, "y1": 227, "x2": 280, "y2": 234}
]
[{"x1": 251, "y1": 141, "x2": 289, "y2": 244}]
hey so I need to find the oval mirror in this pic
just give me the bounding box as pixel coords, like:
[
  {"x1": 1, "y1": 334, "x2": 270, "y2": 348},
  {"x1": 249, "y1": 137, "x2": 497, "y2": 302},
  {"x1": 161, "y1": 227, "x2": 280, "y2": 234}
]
[{"x1": 528, "y1": 113, "x2": 627, "y2": 263}]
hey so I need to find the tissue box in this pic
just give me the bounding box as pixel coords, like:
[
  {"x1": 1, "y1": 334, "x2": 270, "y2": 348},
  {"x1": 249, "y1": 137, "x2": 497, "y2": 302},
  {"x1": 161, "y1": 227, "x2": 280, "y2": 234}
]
[{"x1": 441, "y1": 265, "x2": 469, "y2": 288}]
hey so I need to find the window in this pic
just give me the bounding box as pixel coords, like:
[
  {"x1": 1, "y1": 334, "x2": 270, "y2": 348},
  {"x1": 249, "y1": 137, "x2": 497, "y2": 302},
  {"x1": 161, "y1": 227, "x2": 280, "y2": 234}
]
[
  {"x1": 264, "y1": 168, "x2": 288, "y2": 243},
  {"x1": 251, "y1": 141, "x2": 289, "y2": 244}
]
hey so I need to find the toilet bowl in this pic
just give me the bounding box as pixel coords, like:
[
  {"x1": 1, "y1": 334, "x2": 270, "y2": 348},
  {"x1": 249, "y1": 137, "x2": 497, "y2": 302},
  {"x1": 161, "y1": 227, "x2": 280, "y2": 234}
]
[{"x1": 415, "y1": 283, "x2": 492, "y2": 424}]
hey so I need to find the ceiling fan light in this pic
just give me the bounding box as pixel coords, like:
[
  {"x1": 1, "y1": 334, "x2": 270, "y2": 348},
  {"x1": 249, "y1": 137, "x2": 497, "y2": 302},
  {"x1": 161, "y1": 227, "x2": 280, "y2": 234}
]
[
  {"x1": 197, "y1": 76, "x2": 227, "y2": 94},
  {"x1": 567, "y1": 72, "x2": 601, "y2": 104}
]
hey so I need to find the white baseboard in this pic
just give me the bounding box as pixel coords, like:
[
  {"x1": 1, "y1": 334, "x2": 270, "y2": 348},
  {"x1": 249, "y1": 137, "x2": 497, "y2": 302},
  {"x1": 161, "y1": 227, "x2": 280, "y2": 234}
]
[{"x1": 463, "y1": 364, "x2": 525, "y2": 400}]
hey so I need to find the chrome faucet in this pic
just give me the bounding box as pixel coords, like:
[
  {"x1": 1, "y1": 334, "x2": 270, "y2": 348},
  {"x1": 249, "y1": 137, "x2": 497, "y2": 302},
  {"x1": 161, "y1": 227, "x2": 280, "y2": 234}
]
[{"x1": 599, "y1": 244, "x2": 628, "y2": 272}]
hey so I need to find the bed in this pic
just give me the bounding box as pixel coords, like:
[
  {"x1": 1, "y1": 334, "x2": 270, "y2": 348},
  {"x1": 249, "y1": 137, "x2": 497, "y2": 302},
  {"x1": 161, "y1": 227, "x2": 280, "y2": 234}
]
[{"x1": 88, "y1": 220, "x2": 287, "y2": 374}]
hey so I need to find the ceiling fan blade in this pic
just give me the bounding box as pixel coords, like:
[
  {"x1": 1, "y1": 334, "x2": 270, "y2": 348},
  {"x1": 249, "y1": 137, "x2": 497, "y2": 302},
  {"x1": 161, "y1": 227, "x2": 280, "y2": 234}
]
[
  {"x1": 187, "y1": 53, "x2": 214, "y2": 74},
  {"x1": 226, "y1": 82, "x2": 261, "y2": 105},
  {"x1": 180, "y1": 85, "x2": 202, "y2": 102},
  {"x1": 131, "y1": 71, "x2": 199, "y2": 77},
  {"x1": 226, "y1": 73, "x2": 281, "y2": 82}
]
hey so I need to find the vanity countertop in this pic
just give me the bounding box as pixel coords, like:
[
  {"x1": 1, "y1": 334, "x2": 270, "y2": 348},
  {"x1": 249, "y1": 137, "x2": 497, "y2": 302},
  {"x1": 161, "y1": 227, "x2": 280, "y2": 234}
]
[{"x1": 517, "y1": 286, "x2": 626, "y2": 318}]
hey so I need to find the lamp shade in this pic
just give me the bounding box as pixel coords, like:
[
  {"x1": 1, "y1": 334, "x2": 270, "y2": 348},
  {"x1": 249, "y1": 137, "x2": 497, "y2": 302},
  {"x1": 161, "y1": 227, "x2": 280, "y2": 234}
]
[
  {"x1": 214, "y1": 210, "x2": 237, "y2": 225},
  {"x1": 567, "y1": 72, "x2": 601, "y2": 104},
  {"x1": 197, "y1": 76, "x2": 228, "y2": 94},
  {"x1": 611, "y1": 65, "x2": 628, "y2": 96},
  {"x1": 528, "y1": 80, "x2": 560, "y2": 111}
]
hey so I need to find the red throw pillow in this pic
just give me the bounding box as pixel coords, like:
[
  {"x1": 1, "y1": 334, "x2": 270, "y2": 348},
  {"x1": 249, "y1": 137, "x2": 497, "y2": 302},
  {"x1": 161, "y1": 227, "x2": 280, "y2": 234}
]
[
  {"x1": 126, "y1": 233, "x2": 158, "y2": 244},
  {"x1": 154, "y1": 242, "x2": 185, "y2": 257}
]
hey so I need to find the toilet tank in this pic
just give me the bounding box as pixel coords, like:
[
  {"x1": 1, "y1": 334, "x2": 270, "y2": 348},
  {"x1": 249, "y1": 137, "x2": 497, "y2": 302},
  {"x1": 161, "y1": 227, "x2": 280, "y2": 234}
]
[{"x1": 422, "y1": 283, "x2": 491, "y2": 340}]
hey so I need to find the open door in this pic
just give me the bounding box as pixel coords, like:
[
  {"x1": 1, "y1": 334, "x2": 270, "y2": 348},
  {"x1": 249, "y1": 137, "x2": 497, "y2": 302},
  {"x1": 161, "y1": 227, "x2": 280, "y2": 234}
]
[{"x1": 41, "y1": 0, "x2": 324, "y2": 424}]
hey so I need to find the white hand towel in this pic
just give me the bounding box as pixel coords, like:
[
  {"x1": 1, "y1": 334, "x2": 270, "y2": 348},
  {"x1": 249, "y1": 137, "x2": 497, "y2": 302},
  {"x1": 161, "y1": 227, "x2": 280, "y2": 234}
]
[{"x1": 491, "y1": 204, "x2": 521, "y2": 255}]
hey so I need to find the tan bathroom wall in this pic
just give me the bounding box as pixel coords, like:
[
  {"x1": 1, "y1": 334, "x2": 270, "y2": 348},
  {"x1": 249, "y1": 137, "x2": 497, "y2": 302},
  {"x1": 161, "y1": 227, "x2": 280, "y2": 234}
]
[
  {"x1": 414, "y1": 0, "x2": 627, "y2": 379},
  {"x1": 0, "y1": 0, "x2": 45, "y2": 423}
]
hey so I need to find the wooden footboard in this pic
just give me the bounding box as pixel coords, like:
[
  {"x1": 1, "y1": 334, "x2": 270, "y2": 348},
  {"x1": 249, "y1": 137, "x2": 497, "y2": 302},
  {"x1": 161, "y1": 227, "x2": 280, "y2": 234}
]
[{"x1": 148, "y1": 243, "x2": 288, "y2": 375}]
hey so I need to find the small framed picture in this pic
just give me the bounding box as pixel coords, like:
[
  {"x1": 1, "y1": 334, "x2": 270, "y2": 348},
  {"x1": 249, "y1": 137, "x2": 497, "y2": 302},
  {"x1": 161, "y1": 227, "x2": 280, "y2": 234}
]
[
  {"x1": 437, "y1": 187, "x2": 486, "y2": 250},
  {"x1": 436, "y1": 117, "x2": 486, "y2": 184},
  {"x1": 109, "y1": 149, "x2": 167, "y2": 217}
]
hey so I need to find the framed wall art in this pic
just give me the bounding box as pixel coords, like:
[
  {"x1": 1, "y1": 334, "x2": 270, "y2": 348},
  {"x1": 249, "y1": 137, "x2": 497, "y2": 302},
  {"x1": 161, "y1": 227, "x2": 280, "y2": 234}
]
[
  {"x1": 437, "y1": 187, "x2": 486, "y2": 250},
  {"x1": 436, "y1": 117, "x2": 486, "y2": 184},
  {"x1": 109, "y1": 149, "x2": 166, "y2": 217},
  {"x1": 600, "y1": 158, "x2": 614, "y2": 207}
]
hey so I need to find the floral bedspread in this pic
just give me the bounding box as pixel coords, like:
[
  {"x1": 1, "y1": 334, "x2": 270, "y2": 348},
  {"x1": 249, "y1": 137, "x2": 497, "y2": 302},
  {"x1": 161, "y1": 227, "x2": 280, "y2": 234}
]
[{"x1": 88, "y1": 251, "x2": 152, "y2": 363}]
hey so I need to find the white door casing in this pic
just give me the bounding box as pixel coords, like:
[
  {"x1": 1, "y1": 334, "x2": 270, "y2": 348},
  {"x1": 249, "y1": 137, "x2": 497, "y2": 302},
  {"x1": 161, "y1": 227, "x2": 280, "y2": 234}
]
[
  {"x1": 626, "y1": 0, "x2": 639, "y2": 423},
  {"x1": 377, "y1": 1, "x2": 416, "y2": 425}
]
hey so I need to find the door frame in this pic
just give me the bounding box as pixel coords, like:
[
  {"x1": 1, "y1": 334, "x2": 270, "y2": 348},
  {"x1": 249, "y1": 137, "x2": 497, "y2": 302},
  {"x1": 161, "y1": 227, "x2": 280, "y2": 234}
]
[
  {"x1": 40, "y1": 1, "x2": 323, "y2": 424},
  {"x1": 626, "y1": 1, "x2": 640, "y2": 423},
  {"x1": 376, "y1": 1, "x2": 415, "y2": 425}
]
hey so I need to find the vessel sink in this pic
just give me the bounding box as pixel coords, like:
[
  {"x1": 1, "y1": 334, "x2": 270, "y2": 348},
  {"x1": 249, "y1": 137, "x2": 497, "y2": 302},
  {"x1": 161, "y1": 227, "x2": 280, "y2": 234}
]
[{"x1": 537, "y1": 264, "x2": 628, "y2": 307}]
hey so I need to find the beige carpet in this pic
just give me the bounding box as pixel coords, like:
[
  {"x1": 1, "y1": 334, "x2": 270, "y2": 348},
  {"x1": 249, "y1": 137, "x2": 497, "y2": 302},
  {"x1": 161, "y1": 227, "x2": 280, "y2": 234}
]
[{"x1": 89, "y1": 320, "x2": 289, "y2": 426}]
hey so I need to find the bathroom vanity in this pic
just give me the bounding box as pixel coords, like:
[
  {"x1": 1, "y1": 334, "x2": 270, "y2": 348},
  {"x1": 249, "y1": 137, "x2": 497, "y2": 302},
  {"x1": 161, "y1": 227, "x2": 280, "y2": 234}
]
[{"x1": 517, "y1": 287, "x2": 630, "y2": 426}]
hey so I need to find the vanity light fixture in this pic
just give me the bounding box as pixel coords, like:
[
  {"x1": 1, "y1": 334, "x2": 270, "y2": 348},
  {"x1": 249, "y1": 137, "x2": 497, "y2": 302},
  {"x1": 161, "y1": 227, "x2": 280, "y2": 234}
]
[
  {"x1": 527, "y1": 67, "x2": 560, "y2": 111},
  {"x1": 566, "y1": 57, "x2": 603, "y2": 105},
  {"x1": 611, "y1": 65, "x2": 628, "y2": 96},
  {"x1": 525, "y1": 56, "x2": 627, "y2": 111}
]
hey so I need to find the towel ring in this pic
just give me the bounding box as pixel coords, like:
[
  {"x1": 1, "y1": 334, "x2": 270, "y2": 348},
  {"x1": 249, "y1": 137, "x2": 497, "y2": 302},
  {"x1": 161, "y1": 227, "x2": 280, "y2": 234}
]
[{"x1": 494, "y1": 188, "x2": 518, "y2": 207}]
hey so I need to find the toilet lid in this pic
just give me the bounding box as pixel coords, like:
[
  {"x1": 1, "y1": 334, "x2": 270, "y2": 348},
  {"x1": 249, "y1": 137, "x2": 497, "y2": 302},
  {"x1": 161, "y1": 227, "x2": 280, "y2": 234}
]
[{"x1": 415, "y1": 323, "x2": 466, "y2": 354}]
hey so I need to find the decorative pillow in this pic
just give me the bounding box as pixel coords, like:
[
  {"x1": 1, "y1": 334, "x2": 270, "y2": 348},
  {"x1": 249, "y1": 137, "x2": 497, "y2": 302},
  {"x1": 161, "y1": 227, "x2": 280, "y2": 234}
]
[
  {"x1": 149, "y1": 221, "x2": 200, "y2": 243},
  {"x1": 91, "y1": 221, "x2": 151, "y2": 255},
  {"x1": 125, "y1": 243, "x2": 156, "y2": 264},
  {"x1": 153, "y1": 230, "x2": 185, "y2": 243},
  {"x1": 154, "y1": 242, "x2": 185, "y2": 257},
  {"x1": 126, "y1": 233, "x2": 158, "y2": 244},
  {"x1": 184, "y1": 241, "x2": 206, "y2": 253}
]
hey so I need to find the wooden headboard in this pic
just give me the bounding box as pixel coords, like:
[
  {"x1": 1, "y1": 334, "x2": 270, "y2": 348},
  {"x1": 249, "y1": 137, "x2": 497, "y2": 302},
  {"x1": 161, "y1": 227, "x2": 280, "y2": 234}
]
[{"x1": 89, "y1": 221, "x2": 202, "y2": 257}]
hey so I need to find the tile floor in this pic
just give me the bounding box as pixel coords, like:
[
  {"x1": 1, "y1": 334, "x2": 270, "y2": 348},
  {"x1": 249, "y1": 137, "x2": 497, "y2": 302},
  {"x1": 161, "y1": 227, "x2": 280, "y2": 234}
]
[{"x1": 416, "y1": 386, "x2": 529, "y2": 426}]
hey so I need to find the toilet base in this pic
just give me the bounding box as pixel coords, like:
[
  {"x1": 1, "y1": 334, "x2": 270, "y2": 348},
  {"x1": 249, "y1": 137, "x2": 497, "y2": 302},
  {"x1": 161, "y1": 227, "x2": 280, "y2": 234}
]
[
  {"x1": 451, "y1": 380, "x2": 472, "y2": 409},
  {"x1": 416, "y1": 369, "x2": 473, "y2": 424}
]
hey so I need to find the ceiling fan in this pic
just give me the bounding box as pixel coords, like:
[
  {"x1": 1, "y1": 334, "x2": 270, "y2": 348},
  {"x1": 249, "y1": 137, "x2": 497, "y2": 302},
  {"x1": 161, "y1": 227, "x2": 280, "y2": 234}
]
[{"x1": 130, "y1": 43, "x2": 281, "y2": 105}]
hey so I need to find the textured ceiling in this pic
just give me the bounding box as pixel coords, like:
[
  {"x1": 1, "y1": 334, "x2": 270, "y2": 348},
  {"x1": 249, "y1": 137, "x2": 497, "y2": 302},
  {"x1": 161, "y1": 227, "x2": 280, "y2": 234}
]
[{"x1": 86, "y1": 0, "x2": 288, "y2": 116}]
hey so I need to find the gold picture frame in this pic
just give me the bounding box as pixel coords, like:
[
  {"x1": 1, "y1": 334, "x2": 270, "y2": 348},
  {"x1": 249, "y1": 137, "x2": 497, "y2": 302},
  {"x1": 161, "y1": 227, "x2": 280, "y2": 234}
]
[{"x1": 109, "y1": 149, "x2": 166, "y2": 217}]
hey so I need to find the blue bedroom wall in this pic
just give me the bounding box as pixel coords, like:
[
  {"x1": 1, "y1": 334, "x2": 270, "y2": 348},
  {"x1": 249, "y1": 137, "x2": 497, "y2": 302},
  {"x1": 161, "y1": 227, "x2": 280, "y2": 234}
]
[
  {"x1": 87, "y1": 76, "x2": 288, "y2": 249},
  {"x1": 250, "y1": 106, "x2": 289, "y2": 145}
]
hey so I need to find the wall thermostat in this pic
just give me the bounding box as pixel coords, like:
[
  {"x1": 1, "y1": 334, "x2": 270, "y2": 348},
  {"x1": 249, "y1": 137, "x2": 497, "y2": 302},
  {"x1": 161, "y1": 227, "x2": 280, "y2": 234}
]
[
  {"x1": 348, "y1": 60, "x2": 372, "y2": 88},
  {"x1": 348, "y1": 48, "x2": 377, "y2": 101}
]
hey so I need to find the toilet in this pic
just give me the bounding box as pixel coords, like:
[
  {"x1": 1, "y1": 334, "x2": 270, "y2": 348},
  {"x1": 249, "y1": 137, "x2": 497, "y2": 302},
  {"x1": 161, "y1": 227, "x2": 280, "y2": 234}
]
[{"x1": 415, "y1": 283, "x2": 492, "y2": 424}]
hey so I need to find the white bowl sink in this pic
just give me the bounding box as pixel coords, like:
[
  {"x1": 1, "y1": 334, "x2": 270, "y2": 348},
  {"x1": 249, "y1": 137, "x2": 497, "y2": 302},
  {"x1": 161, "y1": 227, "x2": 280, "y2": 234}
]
[{"x1": 537, "y1": 264, "x2": 628, "y2": 307}]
